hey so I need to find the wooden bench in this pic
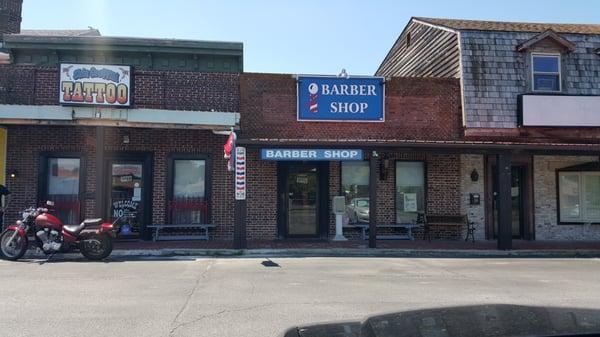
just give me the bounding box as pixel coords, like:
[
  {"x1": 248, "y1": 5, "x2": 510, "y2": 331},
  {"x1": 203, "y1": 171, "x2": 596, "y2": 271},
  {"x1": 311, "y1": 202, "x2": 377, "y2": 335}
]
[
  {"x1": 423, "y1": 215, "x2": 468, "y2": 241},
  {"x1": 343, "y1": 223, "x2": 423, "y2": 240},
  {"x1": 146, "y1": 224, "x2": 215, "y2": 241}
]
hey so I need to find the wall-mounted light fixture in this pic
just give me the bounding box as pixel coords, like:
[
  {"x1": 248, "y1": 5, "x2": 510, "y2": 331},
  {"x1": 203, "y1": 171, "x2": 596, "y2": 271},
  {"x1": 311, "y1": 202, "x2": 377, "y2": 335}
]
[
  {"x1": 8, "y1": 170, "x2": 18, "y2": 179},
  {"x1": 470, "y1": 169, "x2": 479, "y2": 182}
]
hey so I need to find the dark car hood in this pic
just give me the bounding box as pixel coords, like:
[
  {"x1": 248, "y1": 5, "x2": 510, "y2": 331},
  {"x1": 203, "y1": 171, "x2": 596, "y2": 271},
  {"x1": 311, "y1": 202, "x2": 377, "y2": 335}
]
[{"x1": 283, "y1": 304, "x2": 600, "y2": 337}]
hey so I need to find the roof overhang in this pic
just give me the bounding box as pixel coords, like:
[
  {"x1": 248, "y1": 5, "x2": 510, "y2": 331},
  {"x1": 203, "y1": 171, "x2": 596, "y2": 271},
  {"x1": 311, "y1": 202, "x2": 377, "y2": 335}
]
[
  {"x1": 2, "y1": 35, "x2": 243, "y2": 56},
  {"x1": 517, "y1": 29, "x2": 576, "y2": 52},
  {"x1": 237, "y1": 138, "x2": 600, "y2": 155},
  {"x1": 0, "y1": 104, "x2": 240, "y2": 130}
]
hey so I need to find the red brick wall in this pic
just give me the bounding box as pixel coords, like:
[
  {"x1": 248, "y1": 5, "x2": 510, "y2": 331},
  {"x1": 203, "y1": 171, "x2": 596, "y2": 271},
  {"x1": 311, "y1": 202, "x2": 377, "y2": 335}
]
[
  {"x1": 4, "y1": 126, "x2": 234, "y2": 239},
  {"x1": 0, "y1": 0, "x2": 22, "y2": 35},
  {"x1": 239, "y1": 73, "x2": 463, "y2": 141},
  {"x1": 0, "y1": 65, "x2": 240, "y2": 112},
  {"x1": 239, "y1": 73, "x2": 463, "y2": 240}
]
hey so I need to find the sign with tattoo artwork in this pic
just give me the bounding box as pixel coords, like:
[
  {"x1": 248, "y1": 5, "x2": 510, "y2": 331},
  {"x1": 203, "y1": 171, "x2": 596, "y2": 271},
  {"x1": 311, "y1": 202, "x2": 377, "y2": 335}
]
[{"x1": 59, "y1": 63, "x2": 132, "y2": 107}]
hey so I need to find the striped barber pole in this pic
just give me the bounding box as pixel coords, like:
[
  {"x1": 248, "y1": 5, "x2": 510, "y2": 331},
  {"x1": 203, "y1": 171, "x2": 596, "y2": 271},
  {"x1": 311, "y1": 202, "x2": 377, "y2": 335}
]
[
  {"x1": 308, "y1": 82, "x2": 319, "y2": 113},
  {"x1": 235, "y1": 146, "x2": 246, "y2": 200}
]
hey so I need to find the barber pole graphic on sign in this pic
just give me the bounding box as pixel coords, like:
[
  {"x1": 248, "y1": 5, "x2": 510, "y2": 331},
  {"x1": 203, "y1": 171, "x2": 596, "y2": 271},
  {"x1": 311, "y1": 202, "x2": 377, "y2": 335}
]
[{"x1": 235, "y1": 147, "x2": 246, "y2": 200}]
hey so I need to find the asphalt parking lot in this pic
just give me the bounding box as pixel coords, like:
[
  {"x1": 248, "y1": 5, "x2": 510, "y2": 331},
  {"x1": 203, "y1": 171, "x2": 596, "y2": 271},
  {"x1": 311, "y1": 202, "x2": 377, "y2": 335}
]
[{"x1": 1, "y1": 256, "x2": 600, "y2": 337}]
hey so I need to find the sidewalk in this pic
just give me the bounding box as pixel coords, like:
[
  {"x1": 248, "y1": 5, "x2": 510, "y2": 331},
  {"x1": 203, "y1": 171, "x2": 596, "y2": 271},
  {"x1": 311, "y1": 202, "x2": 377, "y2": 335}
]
[{"x1": 108, "y1": 239, "x2": 600, "y2": 258}]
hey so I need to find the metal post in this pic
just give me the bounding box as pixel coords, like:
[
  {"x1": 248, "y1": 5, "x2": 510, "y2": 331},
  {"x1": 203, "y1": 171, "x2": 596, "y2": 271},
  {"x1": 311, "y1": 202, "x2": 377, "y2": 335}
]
[
  {"x1": 234, "y1": 199, "x2": 247, "y2": 249},
  {"x1": 233, "y1": 146, "x2": 247, "y2": 249},
  {"x1": 95, "y1": 126, "x2": 105, "y2": 219},
  {"x1": 496, "y1": 153, "x2": 512, "y2": 250},
  {"x1": 369, "y1": 151, "x2": 378, "y2": 248}
]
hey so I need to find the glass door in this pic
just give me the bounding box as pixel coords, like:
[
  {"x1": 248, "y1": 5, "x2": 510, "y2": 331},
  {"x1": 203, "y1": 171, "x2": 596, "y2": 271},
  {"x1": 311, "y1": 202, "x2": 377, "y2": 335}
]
[
  {"x1": 493, "y1": 166, "x2": 525, "y2": 238},
  {"x1": 107, "y1": 160, "x2": 146, "y2": 239},
  {"x1": 286, "y1": 164, "x2": 319, "y2": 237}
]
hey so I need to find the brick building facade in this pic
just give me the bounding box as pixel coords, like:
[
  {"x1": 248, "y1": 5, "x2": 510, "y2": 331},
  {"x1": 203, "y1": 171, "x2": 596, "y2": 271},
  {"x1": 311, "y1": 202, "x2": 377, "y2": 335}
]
[
  {"x1": 378, "y1": 17, "x2": 600, "y2": 246},
  {"x1": 238, "y1": 74, "x2": 465, "y2": 241}
]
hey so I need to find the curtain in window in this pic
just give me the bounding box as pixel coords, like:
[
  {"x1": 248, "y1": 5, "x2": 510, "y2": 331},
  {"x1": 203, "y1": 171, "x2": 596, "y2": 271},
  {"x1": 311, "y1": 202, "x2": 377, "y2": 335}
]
[
  {"x1": 170, "y1": 160, "x2": 207, "y2": 224},
  {"x1": 47, "y1": 158, "x2": 80, "y2": 225}
]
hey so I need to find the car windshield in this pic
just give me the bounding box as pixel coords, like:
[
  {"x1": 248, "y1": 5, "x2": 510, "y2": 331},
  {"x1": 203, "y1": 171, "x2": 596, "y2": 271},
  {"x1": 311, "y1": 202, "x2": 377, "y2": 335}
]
[{"x1": 356, "y1": 199, "x2": 369, "y2": 207}]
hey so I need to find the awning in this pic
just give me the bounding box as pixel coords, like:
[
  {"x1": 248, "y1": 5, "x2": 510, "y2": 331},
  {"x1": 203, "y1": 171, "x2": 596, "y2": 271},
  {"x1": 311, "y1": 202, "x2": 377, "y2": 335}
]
[
  {"x1": 0, "y1": 104, "x2": 240, "y2": 129},
  {"x1": 237, "y1": 138, "x2": 600, "y2": 155}
]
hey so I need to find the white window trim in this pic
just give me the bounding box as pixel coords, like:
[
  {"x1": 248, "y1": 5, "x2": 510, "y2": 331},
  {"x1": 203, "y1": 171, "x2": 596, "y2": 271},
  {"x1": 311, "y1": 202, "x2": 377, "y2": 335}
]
[
  {"x1": 531, "y1": 53, "x2": 562, "y2": 93},
  {"x1": 558, "y1": 171, "x2": 600, "y2": 223}
]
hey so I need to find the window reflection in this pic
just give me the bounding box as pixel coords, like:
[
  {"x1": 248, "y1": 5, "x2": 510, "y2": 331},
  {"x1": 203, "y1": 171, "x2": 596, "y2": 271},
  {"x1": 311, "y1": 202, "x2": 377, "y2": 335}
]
[
  {"x1": 342, "y1": 162, "x2": 369, "y2": 224},
  {"x1": 47, "y1": 158, "x2": 80, "y2": 225},
  {"x1": 396, "y1": 161, "x2": 425, "y2": 223},
  {"x1": 171, "y1": 160, "x2": 208, "y2": 224}
]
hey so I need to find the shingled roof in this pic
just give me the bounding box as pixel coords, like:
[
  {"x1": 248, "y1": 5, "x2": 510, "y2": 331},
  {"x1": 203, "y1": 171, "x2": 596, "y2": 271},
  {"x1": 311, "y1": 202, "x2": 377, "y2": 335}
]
[
  {"x1": 18, "y1": 28, "x2": 101, "y2": 37},
  {"x1": 413, "y1": 17, "x2": 600, "y2": 35}
]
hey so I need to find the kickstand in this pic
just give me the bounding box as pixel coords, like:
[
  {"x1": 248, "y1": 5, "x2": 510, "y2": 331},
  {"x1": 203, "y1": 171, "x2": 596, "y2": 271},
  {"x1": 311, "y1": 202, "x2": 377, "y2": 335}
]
[{"x1": 39, "y1": 252, "x2": 56, "y2": 265}]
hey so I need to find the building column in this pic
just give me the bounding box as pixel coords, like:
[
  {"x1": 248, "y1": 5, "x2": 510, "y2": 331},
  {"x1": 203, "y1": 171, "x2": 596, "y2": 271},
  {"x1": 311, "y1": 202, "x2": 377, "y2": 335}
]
[
  {"x1": 234, "y1": 199, "x2": 247, "y2": 249},
  {"x1": 369, "y1": 151, "x2": 378, "y2": 248},
  {"x1": 95, "y1": 126, "x2": 105, "y2": 219},
  {"x1": 496, "y1": 153, "x2": 512, "y2": 250}
]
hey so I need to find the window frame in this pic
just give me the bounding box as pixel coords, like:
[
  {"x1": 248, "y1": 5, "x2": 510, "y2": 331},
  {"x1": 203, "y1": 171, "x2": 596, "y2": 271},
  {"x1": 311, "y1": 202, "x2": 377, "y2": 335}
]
[
  {"x1": 166, "y1": 153, "x2": 212, "y2": 224},
  {"x1": 531, "y1": 53, "x2": 562, "y2": 93},
  {"x1": 38, "y1": 152, "x2": 85, "y2": 223},
  {"x1": 339, "y1": 160, "x2": 370, "y2": 199},
  {"x1": 394, "y1": 160, "x2": 427, "y2": 223},
  {"x1": 556, "y1": 169, "x2": 600, "y2": 225}
]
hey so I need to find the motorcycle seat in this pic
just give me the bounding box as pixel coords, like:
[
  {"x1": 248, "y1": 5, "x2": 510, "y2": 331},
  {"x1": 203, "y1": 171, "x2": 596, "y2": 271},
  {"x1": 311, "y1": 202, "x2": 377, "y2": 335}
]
[
  {"x1": 63, "y1": 218, "x2": 102, "y2": 235},
  {"x1": 83, "y1": 218, "x2": 103, "y2": 225}
]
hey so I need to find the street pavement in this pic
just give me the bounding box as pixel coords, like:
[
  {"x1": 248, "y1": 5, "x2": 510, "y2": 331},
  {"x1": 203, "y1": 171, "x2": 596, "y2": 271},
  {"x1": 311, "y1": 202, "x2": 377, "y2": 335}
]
[{"x1": 1, "y1": 256, "x2": 600, "y2": 337}]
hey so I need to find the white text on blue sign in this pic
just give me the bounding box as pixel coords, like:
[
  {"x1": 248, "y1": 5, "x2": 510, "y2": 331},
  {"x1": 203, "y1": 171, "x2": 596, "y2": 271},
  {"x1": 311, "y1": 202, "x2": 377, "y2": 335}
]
[{"x1": 261, "y1": 149, "x2": 363, "y2": 161}]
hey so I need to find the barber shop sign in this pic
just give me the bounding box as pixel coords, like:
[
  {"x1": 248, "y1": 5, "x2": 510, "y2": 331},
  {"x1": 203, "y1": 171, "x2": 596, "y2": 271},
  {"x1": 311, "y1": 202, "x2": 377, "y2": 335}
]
[
  {"x1": 59, "y1": 63, "x2": 132, "y2": 107},
  {"x1": 297, "y1": 75, "x2": 384, "y2": 122}
]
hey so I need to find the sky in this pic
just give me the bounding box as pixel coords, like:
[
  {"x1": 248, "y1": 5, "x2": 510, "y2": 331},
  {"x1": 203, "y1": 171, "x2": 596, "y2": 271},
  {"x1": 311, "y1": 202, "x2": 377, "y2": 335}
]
[{"x1": 21, "y1": 0, "x2": 600, "y2": 76}]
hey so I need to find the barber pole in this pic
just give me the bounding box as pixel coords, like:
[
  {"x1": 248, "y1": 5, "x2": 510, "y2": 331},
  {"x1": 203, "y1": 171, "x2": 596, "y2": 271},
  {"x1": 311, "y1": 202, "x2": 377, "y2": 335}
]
[
  {"x1": 308, "y1": 82, "x2": 319, "y2": 113},
  {"x1": 235, "y1": 147, "x2": 246, "y2": 200}
]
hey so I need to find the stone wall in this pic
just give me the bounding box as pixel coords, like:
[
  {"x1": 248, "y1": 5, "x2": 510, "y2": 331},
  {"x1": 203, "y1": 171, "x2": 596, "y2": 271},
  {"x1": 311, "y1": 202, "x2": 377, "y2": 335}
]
[
  {"x1": 534, "y1": 155, "x2": 600, "y2": 240},
  {"x1": 460, "y1": 154, "x2": 486, "y2": 240}
]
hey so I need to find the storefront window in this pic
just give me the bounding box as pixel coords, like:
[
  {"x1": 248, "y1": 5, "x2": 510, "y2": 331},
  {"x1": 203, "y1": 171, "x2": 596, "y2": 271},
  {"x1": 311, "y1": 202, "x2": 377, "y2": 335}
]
[
  {"x1": 559, "y1": 171, "x2": 600, "y2": 223},
  {"x1": 170, "y1": 159, "x2": 208, "y2": 224},
  {"x1": 47, "y1": 158, "x2": 80, "y2": 225},
  {"x1": 396, "y1": 161, "x2": 425, "y2": 223},
  {"x1": 341, "y1": 161, "x2": 369, "y2": 224}
]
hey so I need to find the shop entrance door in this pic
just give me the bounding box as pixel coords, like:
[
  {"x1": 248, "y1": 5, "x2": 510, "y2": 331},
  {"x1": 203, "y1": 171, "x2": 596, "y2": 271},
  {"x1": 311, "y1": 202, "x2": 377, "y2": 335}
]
[
  {"x1": 493, "y1": 166, "x2": 525, "y2": 239},
  {"x1": 106, "y1": 155, "x2": 151, "y2": 239},
  {"x1": 277, "y1": 162, "x2": 328, "y2": 238}
]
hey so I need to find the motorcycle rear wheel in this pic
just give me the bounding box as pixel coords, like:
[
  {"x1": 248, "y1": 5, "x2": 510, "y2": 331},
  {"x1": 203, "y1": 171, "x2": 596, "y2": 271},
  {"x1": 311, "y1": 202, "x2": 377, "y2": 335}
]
[
  {"x1": 79, "y1": 233, "x2": 113, "y2": 261},
  {"x1": 0, "y1": 230, "x2": 28, "y2": 261}
]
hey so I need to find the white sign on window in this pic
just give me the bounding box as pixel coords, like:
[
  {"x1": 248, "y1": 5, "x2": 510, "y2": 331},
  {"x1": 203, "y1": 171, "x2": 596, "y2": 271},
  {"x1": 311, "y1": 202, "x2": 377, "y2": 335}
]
[
  {"x1": 403, "y1": 193, "x2": 418, "y2": 212},
  {"x1": 235, "y1": 147, "x2": 246, "y2": 200}
]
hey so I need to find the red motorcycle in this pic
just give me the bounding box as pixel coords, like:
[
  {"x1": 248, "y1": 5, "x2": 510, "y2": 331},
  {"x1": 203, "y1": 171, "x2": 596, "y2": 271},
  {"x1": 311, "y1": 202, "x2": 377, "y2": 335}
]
[{"x1": 0, "y1": 201, "x2": 118, "y2": 261}]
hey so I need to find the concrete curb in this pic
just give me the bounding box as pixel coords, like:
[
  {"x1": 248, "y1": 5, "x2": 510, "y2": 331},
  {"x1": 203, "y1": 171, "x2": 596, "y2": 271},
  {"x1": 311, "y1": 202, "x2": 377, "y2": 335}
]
[{"x1": 19, "y1": 248, "x2": 600, "y2": 259}]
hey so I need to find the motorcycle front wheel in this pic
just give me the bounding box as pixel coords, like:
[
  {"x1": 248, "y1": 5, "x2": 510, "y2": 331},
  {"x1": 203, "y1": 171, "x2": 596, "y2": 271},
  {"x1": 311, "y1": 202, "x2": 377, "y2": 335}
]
[
  {"x1": 0, "y1": 229, "x2": 28, "y2": 261},
  {"x1": 79, "y1": 233, "x2": 113, "y2": 261}
]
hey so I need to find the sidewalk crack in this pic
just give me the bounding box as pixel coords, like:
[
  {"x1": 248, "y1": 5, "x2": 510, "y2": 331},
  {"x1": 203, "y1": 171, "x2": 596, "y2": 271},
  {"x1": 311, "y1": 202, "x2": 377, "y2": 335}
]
[{"x1": 169, "y1": 259, "x2": 214, "y2": 336}]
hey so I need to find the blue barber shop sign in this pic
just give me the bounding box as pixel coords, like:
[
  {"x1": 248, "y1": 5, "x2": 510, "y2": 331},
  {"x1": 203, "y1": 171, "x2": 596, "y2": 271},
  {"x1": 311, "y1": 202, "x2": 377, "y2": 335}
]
[
  {"x1": 297, "y1": 75, "x2": 385, "y2": 122},
  {"x1": 261, "y1": 149, "x2": 363, "y2": 161}
]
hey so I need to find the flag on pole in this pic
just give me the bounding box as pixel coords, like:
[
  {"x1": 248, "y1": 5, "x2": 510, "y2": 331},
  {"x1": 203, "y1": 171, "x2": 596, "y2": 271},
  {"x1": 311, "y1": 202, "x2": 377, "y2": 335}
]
[{"x1": 223, "y1": 131, "x2": 236, "y2": 171}]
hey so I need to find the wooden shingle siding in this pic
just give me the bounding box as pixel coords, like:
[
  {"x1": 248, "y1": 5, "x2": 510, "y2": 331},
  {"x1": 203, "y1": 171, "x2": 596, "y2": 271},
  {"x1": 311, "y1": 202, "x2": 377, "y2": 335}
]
[
  {"x1": 460, "y1": 31, "x2": 600, "y2": 128},
  {"x1": 376, "y1": 21, "x2": 460, "y2": 78}
]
